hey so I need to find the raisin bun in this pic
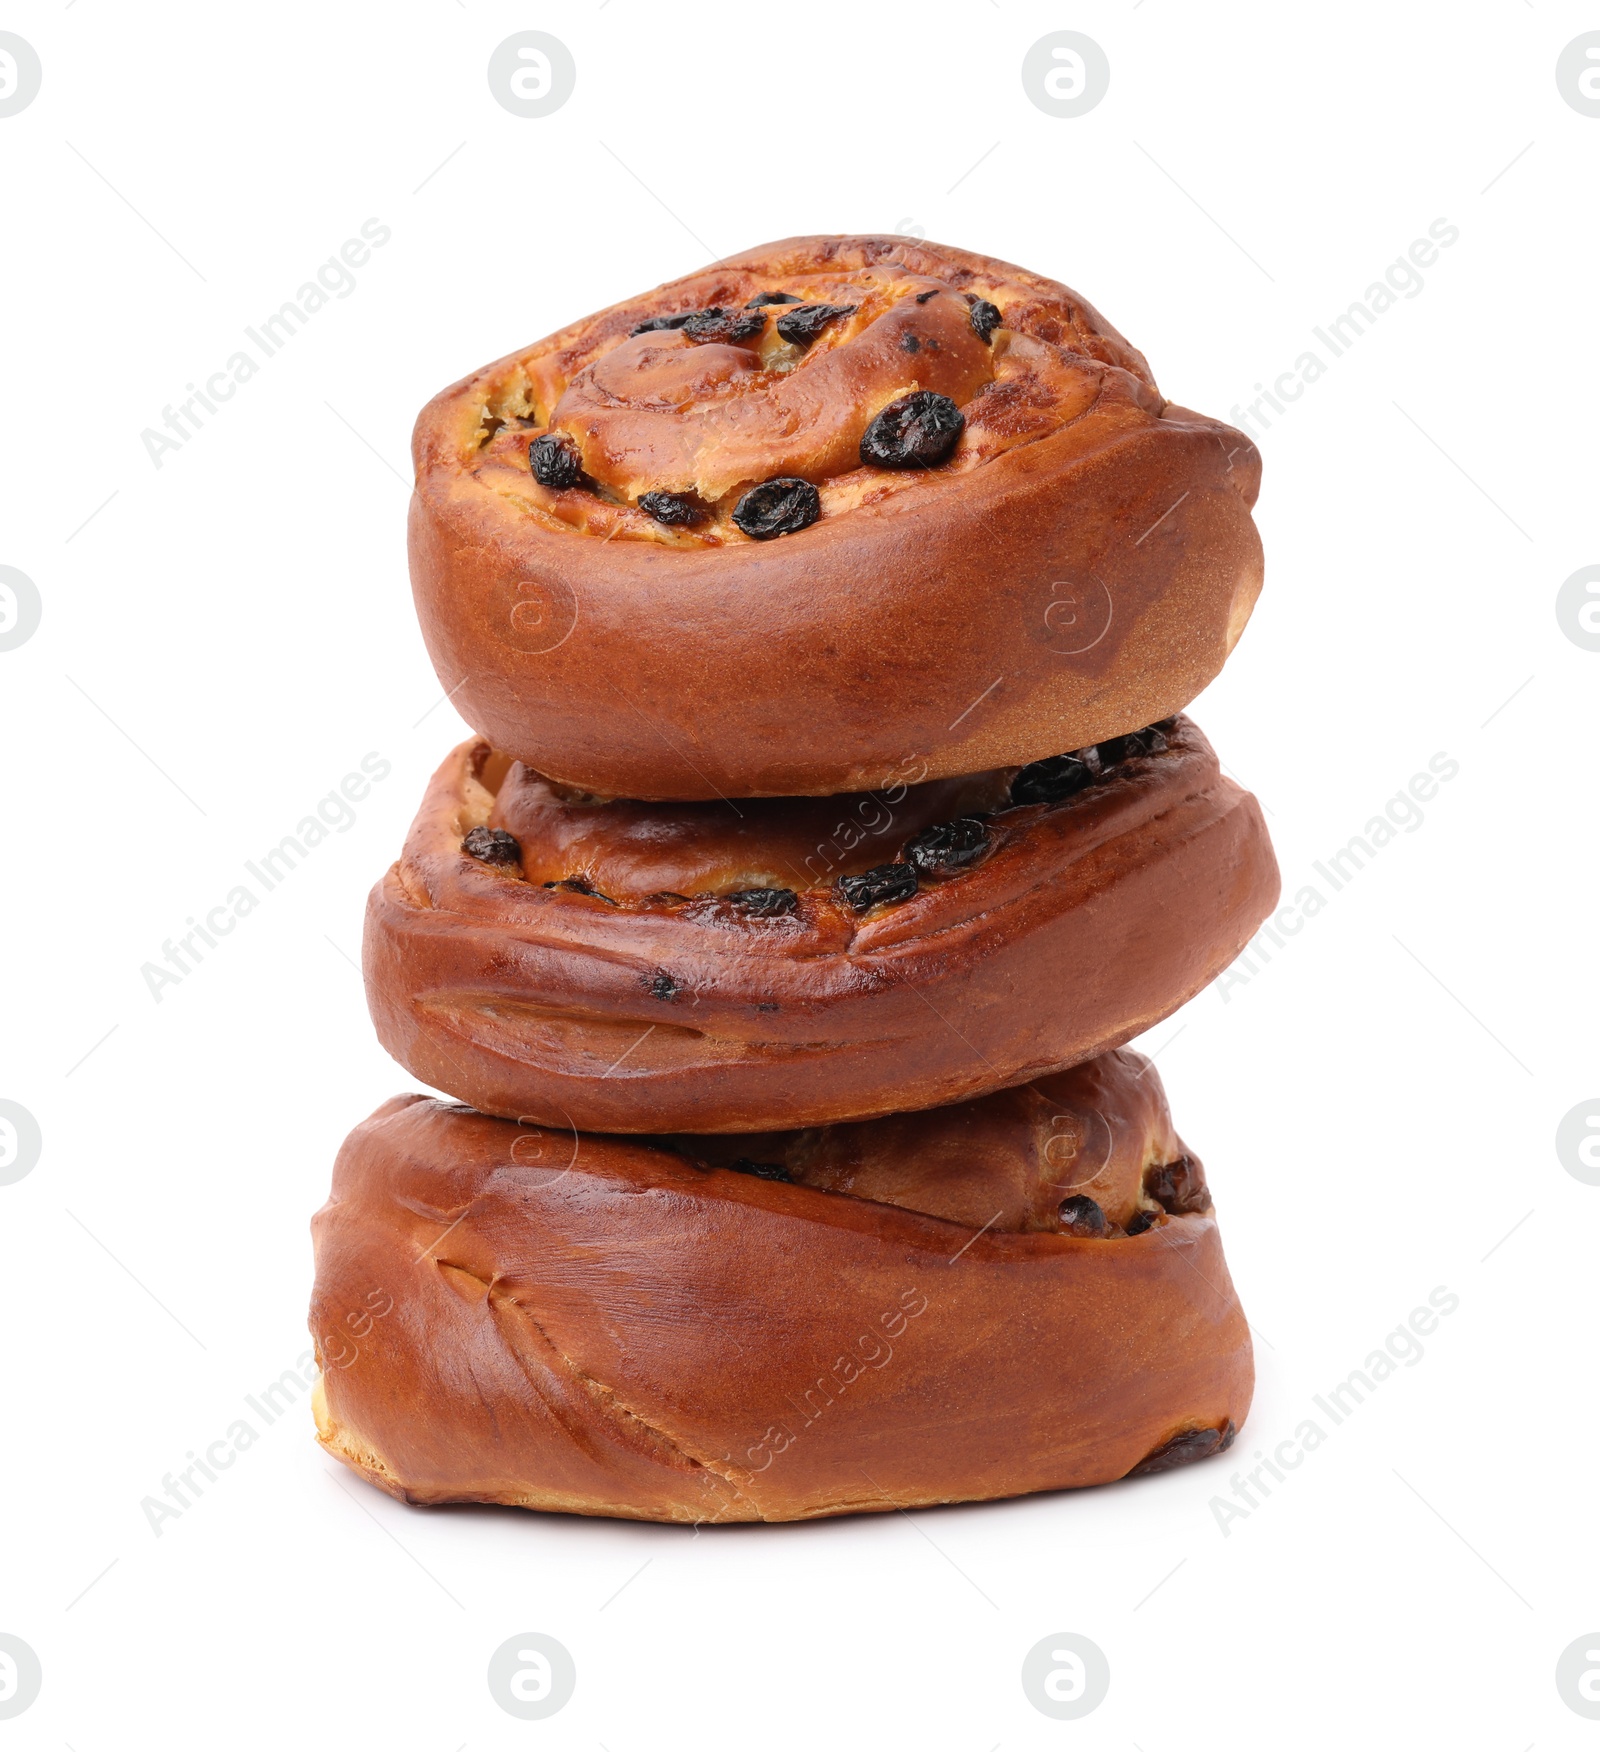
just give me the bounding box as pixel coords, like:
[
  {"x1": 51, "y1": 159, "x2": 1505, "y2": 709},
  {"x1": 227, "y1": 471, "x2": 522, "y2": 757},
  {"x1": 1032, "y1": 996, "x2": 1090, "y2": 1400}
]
[
  {"x1": 363, "y1": 714, "x2": 1278, "y2": 1132},
  {"x1": 409, "y1": 234, "x2": 1264, "y2": 801},
  {"x1": 309, "y1": 1052, "x2": 1251, "y2": 1524}
]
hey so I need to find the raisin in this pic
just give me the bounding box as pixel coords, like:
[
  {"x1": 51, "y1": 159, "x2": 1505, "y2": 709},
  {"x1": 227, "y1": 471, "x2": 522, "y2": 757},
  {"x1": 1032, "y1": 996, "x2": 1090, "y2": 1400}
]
[
  {"x1": 733, "y1": 477, "x2": 821, "y2": 540},
  {"x1": 726, "y1": 887, "x2": 798, "y2": 917},
  {"x1": 1124, "y1": 1209, "x2": 1160, "y2": 1237},
  {"x1": 646, "y1": 970, "x2": 680, "y2": 1002},
  {"x1": 859, "y1": 391, "x2": 965, "y2": 469},
  {"x1": 729, "y1": 1158, "x2": 793, "y2": 1183},
  {"x1": 904, "y1": 817, "x2": 991, "y2": 877},
  {"x1": 968, "y1": 297, "x2": 1002, "y2": 343},
  {"x1": 1128, "y1": 1422, "x2": 1236, "y2": 1477},
  {"x1": 462, "y1": 826, "x2": 521, "y2": 865},
  {"x1": 682, "y1": 306, "x2": 767, "y2": 344},
  {"x1": 544, "y1": 876, "x2": 617, "y2": 905},
  {"x1": 775, "y1": 302, "x2": 857, "y2": 345},
  {"x1": 899, "y1": 333, "x2": 921, "y2": 353},
  {"x1": 914, "y1": 287, "x2": 941, "y2": 304},
  {"x1": 1145, "y1": 1155, "x2": 1210, "y2": 1216},
  {"x1": 1058, "y1": 1195, "x2": 1107, "y2": 1238},
  {"x1": 836, "y1": 863, "x2": 918, "y2": 912},
  {"x1": 630, "y1": 311, "x2": 695, "y2": 335},
  {"x1": 1097, "y1": 724, "x2": 1169, "y2": 768},
  {"x1": 529, "y1": 431, "x2": 583, "y2": 490},
  {"x1": 638, "y1": 490, "x2": 707, "y2": 526},
  {"x1": 745, "y1": 291, "x2": 802, "y2": 308},
  {"x1": 1010, "y1": 754, "x2": 1094, "y2": 807}
]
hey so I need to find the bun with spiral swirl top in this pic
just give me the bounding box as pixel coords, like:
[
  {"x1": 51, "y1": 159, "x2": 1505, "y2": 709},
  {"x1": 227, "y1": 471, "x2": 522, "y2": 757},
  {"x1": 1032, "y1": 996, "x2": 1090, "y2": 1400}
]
[
  {"x1": 409, "y1": 234, "x2": 1264, "y2": 800},
  {"x1": 362, "y1": 714, "x2": 1279, "y2": 1132}
]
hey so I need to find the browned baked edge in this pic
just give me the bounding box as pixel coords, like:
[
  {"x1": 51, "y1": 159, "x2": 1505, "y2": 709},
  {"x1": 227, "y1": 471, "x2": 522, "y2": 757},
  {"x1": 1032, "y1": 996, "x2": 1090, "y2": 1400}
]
[
  {"x1": 363, "y1": 715, "x2": 1280, "y2": 1131},
  {"x1": 310, "y1": 1072, "x2": 1252, "y2": 1523},
  {"x1": 409, "y1": 234, "x2": 1263, "y2": 798}
]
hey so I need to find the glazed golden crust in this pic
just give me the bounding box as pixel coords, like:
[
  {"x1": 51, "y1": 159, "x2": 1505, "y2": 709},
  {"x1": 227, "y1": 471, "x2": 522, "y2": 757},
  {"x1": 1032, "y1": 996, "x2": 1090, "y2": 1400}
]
[
  {"x1": 661, "y1": 1048, "x2": 1198, "y2": 1235},
  {"x1": 362, "y1": 716, "x2": 1279, "y2": 1131},
  {"x1": 409, "y1": 234, "x2": 1263, "y2": 799},
  {"x1": 309, "y1": 1058, "x2": 1251, "y2": 1523}
]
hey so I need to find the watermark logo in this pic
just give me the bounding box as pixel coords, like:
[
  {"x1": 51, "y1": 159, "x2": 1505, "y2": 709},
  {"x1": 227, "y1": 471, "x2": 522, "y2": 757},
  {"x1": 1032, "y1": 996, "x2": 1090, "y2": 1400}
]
[
  {"x1": 0, "y1": 34, "x2": 42, "y2": 119},
  {"x1": 1556, "y1": 33, "x2": 1600, "y2": 117},
  {"x1": 501, "y1": 572, "x2": 579, "y2": 655},
  {"x1": 1036, "y1": 575, "x2": 1114, "y2": 655},
  {"x1": 1557, "y1": 1099, "x2": 1600, "y2": 1186},
  {"x1": 1556, "y1": 565, "x2": 1600, "y2": 651},
  {"x1": 0, "y1": 1633, "x2": 42, "y2": 1719},
  {"x1": 141, "y1": 1351, "x2": 321, "y2": 1536},
  {"x1": 488, "y1": 32, "x2": 576, "y2": 118},
  {"x1": 140, "y1": 753, "x2": 391, "y2": 1003},
  {"x1": 1021, "y1": 1632, "x2": 1110, "y2": 1719},
  {"x1": 1021, "y1": 33, "x2": 1109, "y2": 118},
  {"x1": 1229, "y1": 220, "x2": 1459, "y2": 443},
  {"x1": 1557, "y1": 1634, "x2": 1600, "y2": 1717},
  {"x1": 487, "y1": 1632, "x2": 576, "y2": 1719},
  {"x1": 141, "y1": 221, "x2": 391, "y2": 470},
  {"x1": 0, "y1": 1101, "x2": 42, "y2": 1187},
  {"x1": 1216, "y1": 751, "x2": 1460, "y2": 1002},
  {"x1": 507, "y1": 1115, "x2": 581, "y2": 1191},
  {"x1": 0, "y1": 567, "x2": 41, "y2": 652},
  {"x1": 1208, "y1": 1287, "x2": 1459, "y2": 1536}
]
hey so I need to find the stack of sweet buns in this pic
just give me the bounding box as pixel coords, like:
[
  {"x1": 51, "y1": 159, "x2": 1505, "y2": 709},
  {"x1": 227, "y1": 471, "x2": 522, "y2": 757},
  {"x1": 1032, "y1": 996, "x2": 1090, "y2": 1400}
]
[{"x1": 309, "y1": 235, "x2": 1279, "y2": 1523}]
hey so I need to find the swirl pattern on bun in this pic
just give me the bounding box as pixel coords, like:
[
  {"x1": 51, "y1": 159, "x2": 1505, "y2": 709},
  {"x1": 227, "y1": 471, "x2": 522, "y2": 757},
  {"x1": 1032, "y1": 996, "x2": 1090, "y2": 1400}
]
[
  {"x1": 409, "y1": 234, "x2": 1264, "y2": 799},
  {"x1": 362, "y1": 715, "x2": 1279, "y2": 1132}
]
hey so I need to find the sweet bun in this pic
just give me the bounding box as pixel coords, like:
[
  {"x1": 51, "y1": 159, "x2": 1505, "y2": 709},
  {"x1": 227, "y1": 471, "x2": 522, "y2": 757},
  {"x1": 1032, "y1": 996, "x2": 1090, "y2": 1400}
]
[
  {"x1": 363, "y1": 714, "x2": 1279, "y2": 1132},
  {"x1": 309, "y1": 1051, "x2": 1251, "y2": 1523},
  {"x1": 409, "y1": 234, "x2": 1263, "y2": 800}
]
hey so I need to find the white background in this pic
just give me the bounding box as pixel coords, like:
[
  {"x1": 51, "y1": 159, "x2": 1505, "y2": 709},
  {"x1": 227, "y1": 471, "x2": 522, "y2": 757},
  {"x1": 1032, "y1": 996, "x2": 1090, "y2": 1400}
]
[{"x1": 2, "y1": 2, "x2": 1595, "y2": 1745}]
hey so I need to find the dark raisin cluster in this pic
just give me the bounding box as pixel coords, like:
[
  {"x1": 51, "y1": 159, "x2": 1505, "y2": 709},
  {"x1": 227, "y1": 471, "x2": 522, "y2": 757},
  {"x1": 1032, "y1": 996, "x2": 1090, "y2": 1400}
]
[
  {"x1": 544, "y1": 876, "x2": 619, "y2": 906},
  {"x1": 683, "y1": 306, "x2": 767, "y2": 345},
  {"x1": 1144, "y1": 1154, "x2": 1209, "y2": 1215},
  {"x1": 568, "y1": 281, "x2": 1000, "y2": 533},
  {"x1": 967, "y1": 296, "x2": 1002, "y2": 343},
  {"x1": 630, "y1": 305, "x2": 765, "y2": 344},
  {"x1": 733, "y1": 477, "x2": 821, "y2": 540},
  {"x1": 529, "y1": 431, "x2": 584, "y2": 490},
  {"x1": 1010, "y1": 753, "x2": 1094, "y2": 807},
  {"x1": 776, "y1": 302, "x2": 857, "y2": 346},
  {"x1": 1057, "y1": 1190, "x2": 1185, "y2": 1240},
  {"x1": 725, "y1": 887, "x2": 798, "y2": 917},
  {"x1": 525, "y1": 726, "x2": 1173, "y2": 925},
  {"x1": 638, "y1": 490, "x2": 707, "y2": 526},
  {"x1": 462, "y1": 826, "x2": 521, "y2": 865},
  {"x1": 729, "y1": 1157, "x2": 793, "y2": 1183},
  {"x1": 859, "y1": 391, "x2": 965, "y2": 469},
  {"x1": 630, "y1": 310, "x2": 695, "y2": 335},
  {"x1": 904, "y1": 817, "x2": 991, "y2": 877},
  {"x1": 1096, "y1": 724, "x2": 1170, "y2": 766},
  {"x1": 836, "y1": 862, "x2": 919, "y2": 913},
  {"x1": 1128, "y1": 1422, "x2": 1236, "y2": 1476},
  {"x1": 1057, "y1": 1195, "x2": 1107, "y2": 1237},
  {"x1": 1010, "y1": 723, "x2": 1171, "y2": 808}
]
